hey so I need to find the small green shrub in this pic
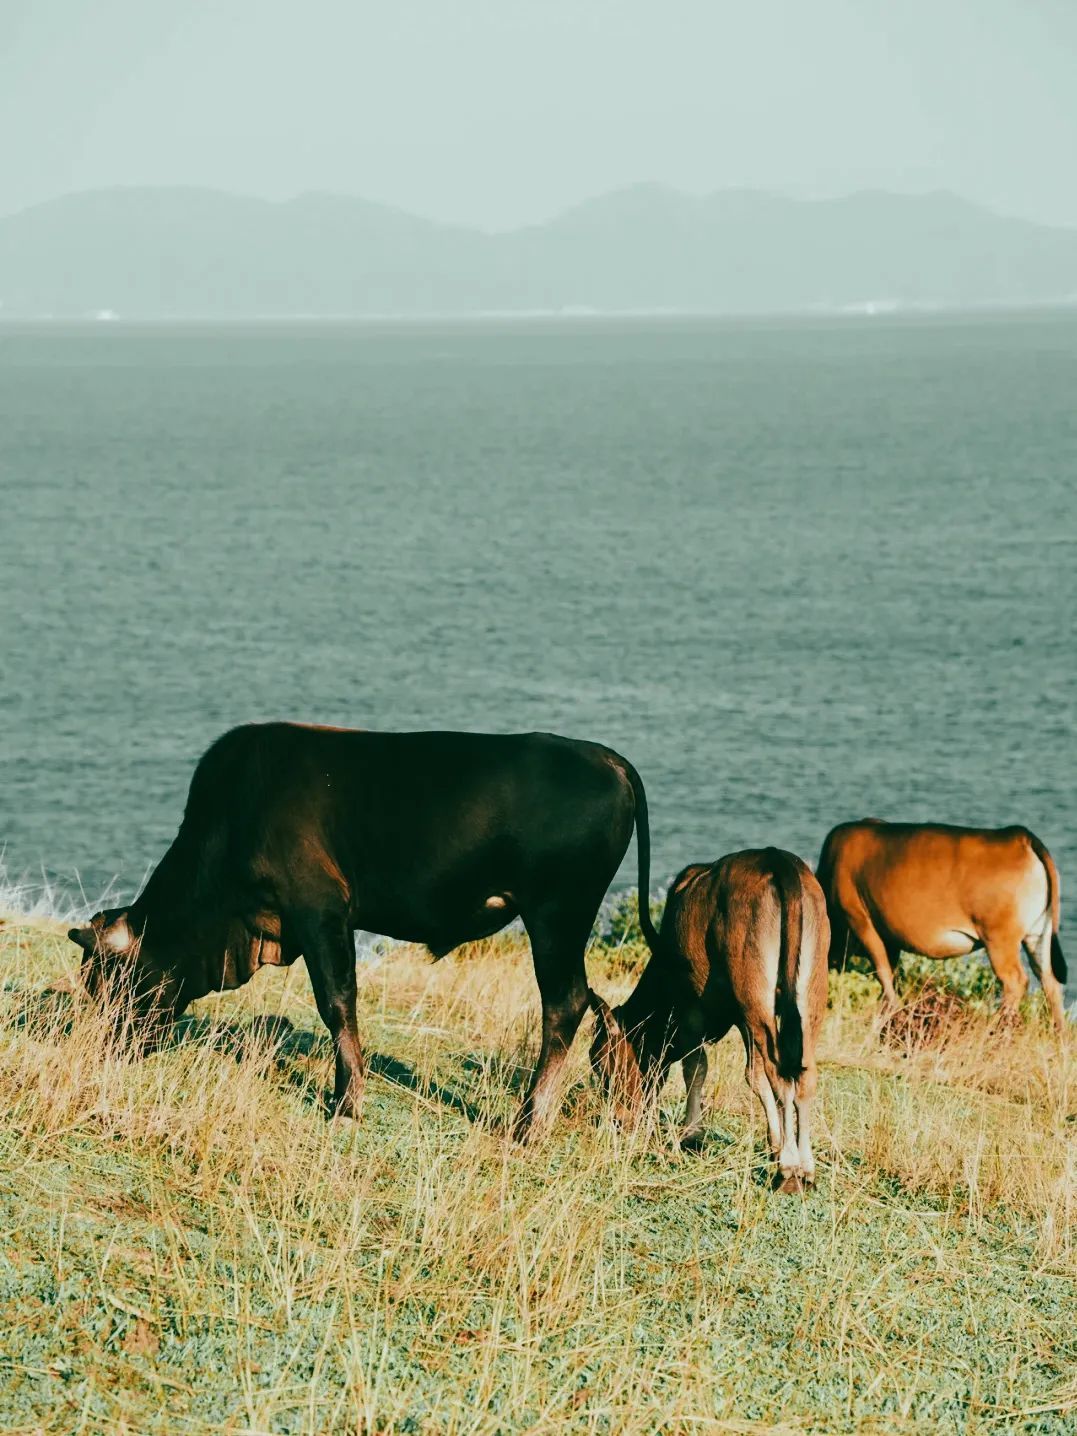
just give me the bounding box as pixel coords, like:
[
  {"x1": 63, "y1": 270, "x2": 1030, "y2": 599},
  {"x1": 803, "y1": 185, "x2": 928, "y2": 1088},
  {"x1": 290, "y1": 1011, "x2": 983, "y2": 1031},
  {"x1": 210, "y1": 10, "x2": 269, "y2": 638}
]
[
  {"x1": 588, "y1": 887, "x2": 665, "y2": 978},
  {"x1": 895, "y1": 951, "x2": 999, "y2": 1007},
  {"x1": 598, "y1": 886, "x2": 665, "y2": 947},
  {"x1": 828, "y1": 968, "x2": 880, "y2": 1012},
  {"x1": 835, "y1": 942, "x2": 999, "y2": 1009}
]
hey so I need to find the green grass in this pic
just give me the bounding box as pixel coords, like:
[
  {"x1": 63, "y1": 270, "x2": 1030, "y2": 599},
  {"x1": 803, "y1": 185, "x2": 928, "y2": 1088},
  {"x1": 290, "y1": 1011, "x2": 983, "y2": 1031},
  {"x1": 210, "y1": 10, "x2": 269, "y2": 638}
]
[{"x1": 0, "y1": 914, "x2": 1074, "y2": 1433}]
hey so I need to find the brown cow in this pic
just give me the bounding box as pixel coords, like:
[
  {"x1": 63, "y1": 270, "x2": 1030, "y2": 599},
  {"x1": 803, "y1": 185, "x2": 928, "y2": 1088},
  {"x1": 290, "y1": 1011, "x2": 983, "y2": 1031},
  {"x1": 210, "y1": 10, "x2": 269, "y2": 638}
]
[
  {"x1": 590, "y1": 848, "x2": 829, "y2": 1193},
  {"x1": 817, "y1": 820, "x2": 1067, "y2": 1030}
]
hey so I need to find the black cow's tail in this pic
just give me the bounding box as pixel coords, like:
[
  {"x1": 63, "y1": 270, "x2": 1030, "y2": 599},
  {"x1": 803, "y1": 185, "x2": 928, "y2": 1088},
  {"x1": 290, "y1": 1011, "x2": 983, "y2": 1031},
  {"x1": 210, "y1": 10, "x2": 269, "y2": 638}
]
[
  {"x1": 1024, "y1": 829, "x2": 1065, "y2": 984},
  {"x1": 619, "y1": 760, "x2": 659, "y2": 953},
  {"x1": 767, "y1": 848, "x2": 805, "y2": 1082}
]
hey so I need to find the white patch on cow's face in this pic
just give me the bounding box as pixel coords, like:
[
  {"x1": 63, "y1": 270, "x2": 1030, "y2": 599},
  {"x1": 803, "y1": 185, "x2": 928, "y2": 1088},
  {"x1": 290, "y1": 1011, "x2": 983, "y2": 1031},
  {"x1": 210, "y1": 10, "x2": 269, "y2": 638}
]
[
  {"x1": 485, "y1": 895, "x2": 508, "y2": 910},
  {"x1": 104, "y1": 915, "x2": 134, "y2": 952}
]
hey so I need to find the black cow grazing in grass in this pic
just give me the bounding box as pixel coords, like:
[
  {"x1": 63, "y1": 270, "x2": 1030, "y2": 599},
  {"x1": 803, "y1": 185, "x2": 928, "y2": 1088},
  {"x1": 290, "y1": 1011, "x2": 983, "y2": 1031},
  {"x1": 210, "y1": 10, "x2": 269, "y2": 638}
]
[
  {"x1": 68, "y1": 722, "x2": 657, "y2": 1140},
  {"x1": 590, "y1": 848, "x2": 829, "y2": 1193}
]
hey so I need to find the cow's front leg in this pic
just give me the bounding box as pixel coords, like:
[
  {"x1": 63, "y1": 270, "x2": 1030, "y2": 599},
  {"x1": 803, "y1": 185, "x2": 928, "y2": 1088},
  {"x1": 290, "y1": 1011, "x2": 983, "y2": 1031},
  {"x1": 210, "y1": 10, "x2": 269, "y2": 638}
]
[
  {"x1": 845, "y1": 909, "x2": 900, "y2": 1015},
  {"x1": 290, "y1": 909, "x2": 365, "y2": 1119},
  {"x1": 512, "y1": 911, "x2": 591, "y2": 1142}
]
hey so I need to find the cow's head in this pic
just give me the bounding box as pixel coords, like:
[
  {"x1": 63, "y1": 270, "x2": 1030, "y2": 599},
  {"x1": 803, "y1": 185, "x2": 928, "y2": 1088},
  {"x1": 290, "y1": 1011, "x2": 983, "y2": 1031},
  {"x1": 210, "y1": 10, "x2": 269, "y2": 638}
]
[
  {"x1": 588, "y1": 990, "x2": 646, "y2": 1125},
  {"x1": 69, "y1": 908, "x2": 188, "y2": 1044}
]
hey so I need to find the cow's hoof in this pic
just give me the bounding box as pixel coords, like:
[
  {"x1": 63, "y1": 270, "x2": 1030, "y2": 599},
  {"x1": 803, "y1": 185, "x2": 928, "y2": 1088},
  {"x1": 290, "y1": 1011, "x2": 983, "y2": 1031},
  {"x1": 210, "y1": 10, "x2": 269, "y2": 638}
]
[
  {"x1": 775, "y1": 1171, "x2": 807, "y2": 1196},
  {"x1": 327, "y1": 1087, "x2": 365, "y2": 1122},
  {"x1": 679, "y1": 1128, "x2": 705, "y2": 1153}
]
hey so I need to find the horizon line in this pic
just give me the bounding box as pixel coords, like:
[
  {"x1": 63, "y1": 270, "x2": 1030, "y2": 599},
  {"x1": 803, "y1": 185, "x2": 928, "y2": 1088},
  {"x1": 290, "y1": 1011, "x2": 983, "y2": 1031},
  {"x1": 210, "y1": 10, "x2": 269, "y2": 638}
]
[{"x1": 3, "y1": 299, "x2": 1077, "y2": 326}]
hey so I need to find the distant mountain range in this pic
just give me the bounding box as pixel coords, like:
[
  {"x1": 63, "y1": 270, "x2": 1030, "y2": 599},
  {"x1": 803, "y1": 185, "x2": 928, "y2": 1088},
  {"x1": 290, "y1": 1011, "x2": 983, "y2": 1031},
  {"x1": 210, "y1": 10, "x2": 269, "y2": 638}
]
[{"x1": 2, "y1": 184, "x2": 1076, "y2": 318}]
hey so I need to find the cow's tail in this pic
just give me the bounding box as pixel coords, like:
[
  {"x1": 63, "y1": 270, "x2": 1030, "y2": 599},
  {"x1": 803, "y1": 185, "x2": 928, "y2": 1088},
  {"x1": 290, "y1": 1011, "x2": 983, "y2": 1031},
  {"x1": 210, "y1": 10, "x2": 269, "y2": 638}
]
[
  {"x1": 1024, "y1": 830, "x2": 1066, "y2": 984},
  {"x1": 767, "y1": 848, "x2": 805, "y2": 1082},
  {"x1": 1051, "y1": 933, "x2": 1067, "y2": 986},
  {"x1": 619, "y1": 760, "x2": 660, "y2": 953}
]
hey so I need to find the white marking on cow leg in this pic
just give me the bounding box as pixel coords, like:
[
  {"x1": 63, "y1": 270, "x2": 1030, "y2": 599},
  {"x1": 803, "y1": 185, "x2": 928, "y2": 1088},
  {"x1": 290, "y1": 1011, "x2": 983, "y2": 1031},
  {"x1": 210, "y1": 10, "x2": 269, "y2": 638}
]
[
  {"x1": 796, "y1": 1091, "x2": 815, "y2": 1183},
  {"x1": 761, "y1": 934, "x2": 780, "y2": 1019},
  {"x1": 747, "y1": 1052, "x2": 783, "y2": 1157},
  {"x1": 526, "y1": 1069, "x2": 564, "y2": 1136},
  {"x1": 485, "y1": 895, "x2": 508, "y2": 910},
  {"x1": 778, "y1": 1082, "x2": 800, "y2": 1177}
]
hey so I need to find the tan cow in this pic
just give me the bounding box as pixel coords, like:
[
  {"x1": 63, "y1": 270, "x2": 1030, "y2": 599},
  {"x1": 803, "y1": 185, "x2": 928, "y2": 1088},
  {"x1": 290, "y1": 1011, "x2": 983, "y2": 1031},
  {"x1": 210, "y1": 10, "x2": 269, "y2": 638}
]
[
  {"x1": 590, "y1": 848, "x2": 829, "y2": 1193},
  {"x1": 816, "y1": 820, "x2": 1067, "y2": 1030}
]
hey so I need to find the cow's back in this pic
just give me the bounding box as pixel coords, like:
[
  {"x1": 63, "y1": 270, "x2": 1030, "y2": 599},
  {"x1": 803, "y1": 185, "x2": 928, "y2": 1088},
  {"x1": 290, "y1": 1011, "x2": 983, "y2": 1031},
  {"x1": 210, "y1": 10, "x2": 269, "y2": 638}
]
[
  {"x1": 661, "y1": 857, "x2": 766, "y2": 1004},
  {"x1": 163, "y1": 723, "x2": 640, "y2": 943},
  {"x1": 185, "y1": 723, "x2": 627, "y2": 839}
]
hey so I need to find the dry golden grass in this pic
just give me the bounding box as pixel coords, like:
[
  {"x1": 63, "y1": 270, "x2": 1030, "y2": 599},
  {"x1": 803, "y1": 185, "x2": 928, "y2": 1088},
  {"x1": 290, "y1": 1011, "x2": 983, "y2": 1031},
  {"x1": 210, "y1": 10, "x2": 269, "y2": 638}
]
[{"x1": 0, "y1": 915, "x2": 1074, "y2": 1433}]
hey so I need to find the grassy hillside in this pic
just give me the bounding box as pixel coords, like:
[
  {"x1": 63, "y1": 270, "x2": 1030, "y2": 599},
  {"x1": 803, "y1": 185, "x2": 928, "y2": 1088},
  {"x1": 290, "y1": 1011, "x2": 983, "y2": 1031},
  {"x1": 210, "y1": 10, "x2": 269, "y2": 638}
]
[{"x1": 0, "y1": 914, "x2": 1073, "y2": 1433}]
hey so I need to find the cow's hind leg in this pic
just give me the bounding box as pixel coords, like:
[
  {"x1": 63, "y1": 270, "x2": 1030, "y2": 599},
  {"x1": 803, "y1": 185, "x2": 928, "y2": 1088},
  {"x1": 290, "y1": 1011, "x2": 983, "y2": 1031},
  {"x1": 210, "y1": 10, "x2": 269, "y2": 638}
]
[
  {"x1": 794, "y1": 1056, "x2": 820, "y2": 1186},
  {"x1": 985, "y1": 929, "x2": 1028, "y2": 1027},
  {"x1": 288, "y1": 909, "x2": 365, "y2": 1119},
  {"x1": 778, "y1": 1081, "x2": 803, "y2": 1186},
  {"x1": 511, "y1": 903, "x2": 593, "y2": 1143},
  {"x1": 1023, "y1": 919, "x2": 1067, "y2": 1034},
  {"x1": 740, "y1": 1021, "x2": 793, "y2": 1183}
]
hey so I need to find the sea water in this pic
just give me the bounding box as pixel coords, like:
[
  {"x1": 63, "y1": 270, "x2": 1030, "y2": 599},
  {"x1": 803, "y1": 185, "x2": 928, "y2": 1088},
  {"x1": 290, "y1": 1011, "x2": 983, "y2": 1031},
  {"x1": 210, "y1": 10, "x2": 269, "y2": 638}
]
[{"x1": 2, "y1": 314, "x2": 1075, "y2": 990}]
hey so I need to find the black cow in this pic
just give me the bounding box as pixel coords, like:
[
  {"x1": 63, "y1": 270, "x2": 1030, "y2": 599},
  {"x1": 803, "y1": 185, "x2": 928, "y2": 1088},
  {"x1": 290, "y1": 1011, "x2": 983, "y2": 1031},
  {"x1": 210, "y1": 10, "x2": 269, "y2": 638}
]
[{"x1": 69, "y1": 722, "x2": 657, "y2": 1139}]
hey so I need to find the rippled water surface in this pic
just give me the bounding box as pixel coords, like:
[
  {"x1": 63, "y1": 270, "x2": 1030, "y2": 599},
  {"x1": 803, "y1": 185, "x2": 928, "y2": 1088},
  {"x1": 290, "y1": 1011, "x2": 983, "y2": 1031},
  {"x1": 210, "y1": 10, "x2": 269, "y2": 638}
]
[{"x1": 2, "y1": 315, "x2": 1075, "y2": 990}]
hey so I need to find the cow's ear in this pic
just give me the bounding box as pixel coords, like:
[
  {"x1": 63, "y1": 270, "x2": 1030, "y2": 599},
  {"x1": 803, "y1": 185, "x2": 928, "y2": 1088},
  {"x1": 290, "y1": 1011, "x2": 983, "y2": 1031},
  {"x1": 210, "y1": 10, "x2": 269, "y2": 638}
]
[{"x1": 68, "y1": 924, "x2": 96, "y2": 952}]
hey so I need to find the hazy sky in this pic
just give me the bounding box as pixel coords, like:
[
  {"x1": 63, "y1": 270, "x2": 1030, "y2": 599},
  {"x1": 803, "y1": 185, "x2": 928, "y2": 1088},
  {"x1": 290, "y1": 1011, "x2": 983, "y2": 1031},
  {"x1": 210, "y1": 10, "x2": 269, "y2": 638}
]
[{"x1": 2, "y1": 0, "x2": 1076, "y2": 229}]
